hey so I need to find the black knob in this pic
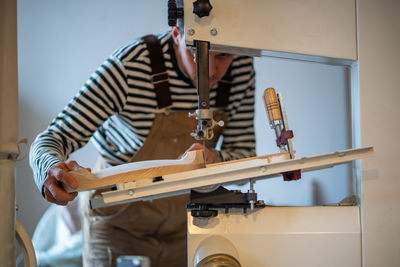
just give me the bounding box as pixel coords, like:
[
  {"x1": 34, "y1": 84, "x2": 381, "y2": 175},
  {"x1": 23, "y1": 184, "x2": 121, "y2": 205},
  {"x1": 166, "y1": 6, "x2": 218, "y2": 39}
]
[
  {"x1": 168, "y1": 0, "x2": 184, "y2": 26},
  {"x1": 193, "y1": 0, "x2": 213, "y2": 18}
]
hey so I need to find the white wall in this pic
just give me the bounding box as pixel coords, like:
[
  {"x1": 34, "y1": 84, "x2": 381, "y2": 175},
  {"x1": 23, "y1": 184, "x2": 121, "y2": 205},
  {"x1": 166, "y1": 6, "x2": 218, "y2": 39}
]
[
  {"x1": 358, "y1": 1, "x2": 400, "y2": 266},
  {"x1": 16, "y1": 0, "x2": 350, "y2": 238}
]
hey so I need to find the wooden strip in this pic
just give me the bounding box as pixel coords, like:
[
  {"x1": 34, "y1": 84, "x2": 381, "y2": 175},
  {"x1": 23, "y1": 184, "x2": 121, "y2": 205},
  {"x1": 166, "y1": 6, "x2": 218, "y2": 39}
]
[{"x1": 67, "y1": 150, "x2": 205, "y2": 192}]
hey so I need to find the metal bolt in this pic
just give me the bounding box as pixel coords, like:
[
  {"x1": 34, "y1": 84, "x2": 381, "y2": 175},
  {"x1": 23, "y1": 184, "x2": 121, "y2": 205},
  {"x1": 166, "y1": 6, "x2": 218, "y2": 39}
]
[
  {"x1": 128, "y1": 189, "x2": 134, "y2": 196},
  {"x1": 201, "y1": 101, "x2": 207, "y2": 107},
  {"x1": 250, "y1": 200, "x2": 255, "y2": 211},
  {"x1": 187, "y1": 28, "x2": 195, "y2": 36},
  {"x1": 210, "y1": 28, "x2": 218, "y2": 36},
  {"x1": 260, "y1": 166, "x2": 266, "y2": 173}
]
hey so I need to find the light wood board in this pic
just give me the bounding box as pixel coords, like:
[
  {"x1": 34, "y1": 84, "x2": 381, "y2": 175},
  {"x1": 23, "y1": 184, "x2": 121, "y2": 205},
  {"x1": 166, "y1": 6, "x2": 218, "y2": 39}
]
[{"x1": 67, "y1": 150, "x2": 205, "y2": 192}]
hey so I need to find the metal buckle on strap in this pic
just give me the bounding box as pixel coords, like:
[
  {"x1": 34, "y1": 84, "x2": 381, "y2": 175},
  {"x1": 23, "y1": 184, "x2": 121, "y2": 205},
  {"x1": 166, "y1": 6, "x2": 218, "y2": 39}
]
[
  {"x1": 155, "y1": 105, "x2": 173, "y2": 115},
  {"x1": 150, "y1": 71, "x2": 169, "y2": 85}
]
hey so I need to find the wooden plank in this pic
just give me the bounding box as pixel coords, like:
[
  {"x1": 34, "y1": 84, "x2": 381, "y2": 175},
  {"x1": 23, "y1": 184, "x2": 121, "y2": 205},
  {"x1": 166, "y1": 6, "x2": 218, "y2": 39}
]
[
  {"x1": 68, "y1": 150, "x2": 291, "y2": 192},
  {"x1": 67, "y1": 150, "x2": 205, "y2": 192},
  {"x1": 90, "y1": 147, "x2": 373, "y2": 208}
]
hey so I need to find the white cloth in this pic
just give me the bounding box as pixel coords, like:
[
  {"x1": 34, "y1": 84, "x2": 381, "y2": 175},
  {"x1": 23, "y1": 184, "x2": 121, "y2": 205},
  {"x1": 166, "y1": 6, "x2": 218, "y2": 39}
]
[{"x1": 32, "y1": 197, "x2": 83, "y2": 267}]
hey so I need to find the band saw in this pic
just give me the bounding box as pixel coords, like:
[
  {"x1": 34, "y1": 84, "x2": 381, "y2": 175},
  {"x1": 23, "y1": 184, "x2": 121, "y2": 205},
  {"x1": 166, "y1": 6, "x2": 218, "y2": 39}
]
[
  {"x1": 67, "y1": 1, "x2": 373, "y2": 266},
  {"x1": 68, "y1": 85, "x2": 372, "y2": 267}
]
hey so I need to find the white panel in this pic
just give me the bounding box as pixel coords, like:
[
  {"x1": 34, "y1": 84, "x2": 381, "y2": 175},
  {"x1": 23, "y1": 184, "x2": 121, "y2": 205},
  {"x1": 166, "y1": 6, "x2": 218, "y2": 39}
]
[
  {"x1": 358, "y1": 1, "x2": 400, "y2": 266},
  {"x1": 185, "y1": 0, "x2": 357, "y2": 61},
  {"x1": 188, "y1": 206, "x2": 361, "y2": 267}
]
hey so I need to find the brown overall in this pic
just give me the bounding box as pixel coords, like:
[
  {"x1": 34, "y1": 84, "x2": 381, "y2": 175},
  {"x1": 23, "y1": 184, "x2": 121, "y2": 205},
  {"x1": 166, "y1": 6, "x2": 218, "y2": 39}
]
[{"x1": 83, "y1": 35, "x2": 231, "y2": 267}]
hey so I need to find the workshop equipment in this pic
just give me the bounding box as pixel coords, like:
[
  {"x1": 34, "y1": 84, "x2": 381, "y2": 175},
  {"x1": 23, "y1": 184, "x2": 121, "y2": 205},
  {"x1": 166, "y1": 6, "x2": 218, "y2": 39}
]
[
  {"x1": 263, "y1": 88, "x2": 294, "y2": 158},
  {"x1": 2, "y1": 0, "x2": 397, "y2": 266},
  {"x1": 80, "y1": 146, "x2": 372, "y2": 209},
  {"x1": 13, "y1": 1, "x2": 370, "y2": 266},
  {"x1": 263, "y1": 88, "x2": 301, "y2": 181},
  {"x1": 66, "y1": 2, "x2": 367, "y2": 266},
  {"x1": 74, "y1": 144, "x2": 372, "y2": 266},
  {"x1": 169, "y1": 0, "x2": 357, "y2": 146},
  {"x1": 169, "y1": 0, "x2": 225, "y2": 142},
  {"x1": 67, "y1": 1, "x2": 368, "y2": 265},
  {"x1": 169, "y1": 1, "x2": 365, "y2": 266}
]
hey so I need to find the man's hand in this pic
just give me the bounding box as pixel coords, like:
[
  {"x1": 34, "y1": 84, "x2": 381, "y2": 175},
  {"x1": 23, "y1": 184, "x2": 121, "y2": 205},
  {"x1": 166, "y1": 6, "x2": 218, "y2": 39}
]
[
  {"x1": 184, "y1": 143, "x2": 220, "y2": 164},
  {"x1": 43, "y1": 160, "x2": 87, "y2": 206}
]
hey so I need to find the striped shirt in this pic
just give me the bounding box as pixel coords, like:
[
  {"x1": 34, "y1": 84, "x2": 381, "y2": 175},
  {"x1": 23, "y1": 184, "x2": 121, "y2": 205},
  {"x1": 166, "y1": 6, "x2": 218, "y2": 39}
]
[{"x1": 30, "y1": 32, "x2": 256, "y2": 192}]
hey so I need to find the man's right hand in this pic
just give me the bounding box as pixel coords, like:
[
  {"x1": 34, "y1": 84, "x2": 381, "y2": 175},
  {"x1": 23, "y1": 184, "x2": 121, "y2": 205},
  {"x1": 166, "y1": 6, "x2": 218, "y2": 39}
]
[{"x1": 43, "y1": 160, "x2": 87, "y2": 205}]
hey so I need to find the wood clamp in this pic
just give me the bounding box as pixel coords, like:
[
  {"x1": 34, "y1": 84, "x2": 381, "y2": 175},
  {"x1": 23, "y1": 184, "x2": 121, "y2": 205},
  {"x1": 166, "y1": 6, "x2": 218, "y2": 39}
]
[{"x1": 263, "y1": 88, "x2": 301, "y2": 181}]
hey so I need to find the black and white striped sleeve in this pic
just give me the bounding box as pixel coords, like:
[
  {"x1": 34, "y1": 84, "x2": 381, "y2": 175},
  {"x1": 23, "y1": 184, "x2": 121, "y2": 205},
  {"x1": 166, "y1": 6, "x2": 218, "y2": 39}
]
[{"x1": 29, "y1": 55, "x2": 128, "y2": 192}]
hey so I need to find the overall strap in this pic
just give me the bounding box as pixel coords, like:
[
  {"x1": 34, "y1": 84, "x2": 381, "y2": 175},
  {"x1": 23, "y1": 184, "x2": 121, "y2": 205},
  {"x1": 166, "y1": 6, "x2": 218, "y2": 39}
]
[{"x1": 142, "y1": 34, "x2": 172, "y2": 109}]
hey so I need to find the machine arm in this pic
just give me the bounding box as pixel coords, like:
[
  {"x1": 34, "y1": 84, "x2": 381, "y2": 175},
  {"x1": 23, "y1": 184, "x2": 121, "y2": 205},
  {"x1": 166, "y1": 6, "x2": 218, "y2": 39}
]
[
  {"x1": 189, "y1": 40, "x2": 224, "y2": 140},
  {"x1": 169, "y1": 0, "x2": 223, "y2": 141}
]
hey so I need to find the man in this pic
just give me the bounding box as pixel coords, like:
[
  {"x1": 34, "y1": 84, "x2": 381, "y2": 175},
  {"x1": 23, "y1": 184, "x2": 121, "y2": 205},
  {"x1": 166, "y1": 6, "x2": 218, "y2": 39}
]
[{"x1": 30, "y1": 23, "x2": 255, "y2": 266}]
